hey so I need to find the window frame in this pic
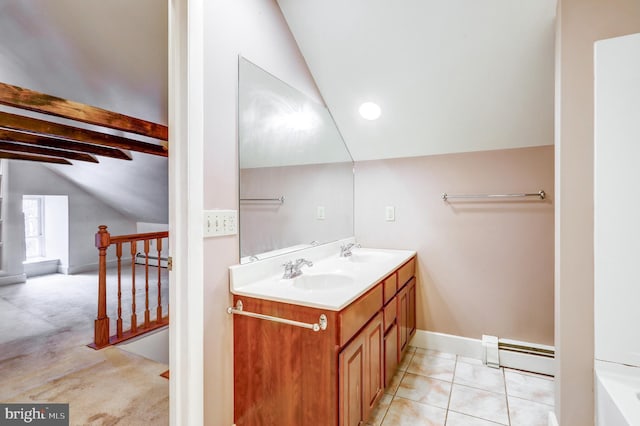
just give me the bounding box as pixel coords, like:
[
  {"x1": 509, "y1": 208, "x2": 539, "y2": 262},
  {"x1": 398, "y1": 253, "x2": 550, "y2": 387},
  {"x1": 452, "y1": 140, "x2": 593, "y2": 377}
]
[{"x1": 23, "y1": 195, "x2": 45, "y2": 259}]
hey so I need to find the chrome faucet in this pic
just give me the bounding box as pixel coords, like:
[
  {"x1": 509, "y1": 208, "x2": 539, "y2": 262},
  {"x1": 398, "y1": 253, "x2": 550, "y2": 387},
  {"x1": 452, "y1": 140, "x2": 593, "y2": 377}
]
[
  {"x1": 340, "y1": 242, "x2": 358, "y2": 257},
  {"x1": 282, "y1": 258, "x2": 313, "y2": 279}
]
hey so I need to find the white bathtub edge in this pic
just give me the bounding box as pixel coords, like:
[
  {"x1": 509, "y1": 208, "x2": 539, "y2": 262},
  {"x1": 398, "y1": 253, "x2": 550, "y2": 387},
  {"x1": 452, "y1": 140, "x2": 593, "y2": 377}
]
[{"x1": 595, "y1": 360, "x2": 640, "y2": 426}]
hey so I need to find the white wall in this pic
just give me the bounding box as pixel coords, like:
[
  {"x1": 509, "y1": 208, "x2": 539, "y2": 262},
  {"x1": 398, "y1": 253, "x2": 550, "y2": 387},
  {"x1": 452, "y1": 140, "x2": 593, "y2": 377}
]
[
  {"x1": 136, "y1": 222, "x2": 169, "y2": 260},
  {"x1": 594, "y1": 32, "x2": 640, "y2": 368},
  {"x1": 356, "y1": 146, "x2": 555, "y2": 346},
  {"x1": 201, "y1": 0, "x2": 323, "y2": 423},
  {"x1": 44, "y1": 195, "x2": 69, "y2": 271},
  {"x1": 0, "y1": 161, "x2": 26, "y2": 284},
  {"x1": 1, "y1": 161, "x2": 137, "y2": 283},
  {"x1": 555, "y1": 1, "x2": 640, "y2": 424},
  {"x1": 240, "y1": 162, "x2": 353, "y2": 258}
]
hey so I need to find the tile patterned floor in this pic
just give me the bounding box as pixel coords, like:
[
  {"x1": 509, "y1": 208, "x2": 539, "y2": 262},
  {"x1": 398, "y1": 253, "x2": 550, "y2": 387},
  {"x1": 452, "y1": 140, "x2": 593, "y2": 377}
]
[{"x1": 367, "y1": 347, "x2": 554, "y2": 426}]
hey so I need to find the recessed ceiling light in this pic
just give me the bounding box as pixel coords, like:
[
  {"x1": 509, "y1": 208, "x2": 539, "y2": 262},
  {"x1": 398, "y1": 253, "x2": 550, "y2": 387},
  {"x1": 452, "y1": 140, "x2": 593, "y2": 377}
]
[{"x1": 359, "y1": 102, "x2": 381, "y2": 120}]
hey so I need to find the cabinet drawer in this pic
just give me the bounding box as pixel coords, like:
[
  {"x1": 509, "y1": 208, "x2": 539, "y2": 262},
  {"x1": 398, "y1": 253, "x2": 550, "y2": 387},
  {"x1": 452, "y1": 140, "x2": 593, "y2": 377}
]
[
  {"x1": 339, "y1": 284, "x2": 383, "y2": 347},
  {"x1": 383, "y1": 298, "x2": 397, "y2": 332},
  {"x1": 397, "y1": 257, "x2": 415, "y2": 288},
  {"x1": 382, "y1": 273, "x2": 397, "y2": 305}
]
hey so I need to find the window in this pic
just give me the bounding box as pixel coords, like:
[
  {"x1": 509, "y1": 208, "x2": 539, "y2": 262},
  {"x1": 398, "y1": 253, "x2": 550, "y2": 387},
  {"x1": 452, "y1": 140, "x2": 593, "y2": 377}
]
[{"x1": 23, "y1": 196, "x2": 44, "y2": 259}]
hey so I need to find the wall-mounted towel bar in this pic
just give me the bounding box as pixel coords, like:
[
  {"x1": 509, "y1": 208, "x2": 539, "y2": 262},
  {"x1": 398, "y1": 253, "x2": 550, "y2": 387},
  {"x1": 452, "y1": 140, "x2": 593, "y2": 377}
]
[
  {"x1": 227, "y1": 300, "x2": 328, "y2": 332},
  {"x1": 442, "y1": 190, "x2": 546, "y2": 201},
  {"x1": 239, "y1": 196, "x2": 285, "y2": 203}
]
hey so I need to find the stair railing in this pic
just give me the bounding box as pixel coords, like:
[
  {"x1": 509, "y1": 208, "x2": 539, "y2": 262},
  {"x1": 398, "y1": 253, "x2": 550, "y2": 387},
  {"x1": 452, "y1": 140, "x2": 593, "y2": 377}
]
[{"x1": 91, "y1": 225, "x2": 169, "y2": 349}]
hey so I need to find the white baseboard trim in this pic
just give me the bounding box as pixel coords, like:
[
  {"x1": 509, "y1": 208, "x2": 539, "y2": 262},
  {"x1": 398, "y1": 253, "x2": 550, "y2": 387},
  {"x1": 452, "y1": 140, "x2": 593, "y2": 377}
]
[
  {"x1": 67, "y1": 262, "x2": 100, "y2": 274},
  {"x1": 411, "y1": 330, "x2": 483, "y2": 360},
  {"x1": 411, "y1": 330, "x2": 555, "y2": 376},
  {"x1": 24, "y1": 259, "x2": 60, "y2": 278},
  {"x1": 0, "y1": 273, "x2": 27, "y2": 286},
  {"x1": 66, "y1": 258, "x2": 132, "y2": 275}
]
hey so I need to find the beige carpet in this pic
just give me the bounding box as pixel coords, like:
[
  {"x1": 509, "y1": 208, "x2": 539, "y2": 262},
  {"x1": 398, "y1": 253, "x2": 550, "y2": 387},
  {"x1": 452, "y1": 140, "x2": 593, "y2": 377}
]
[{"x1": 0, "y1": 271, "x2": 169, "y2": 426}]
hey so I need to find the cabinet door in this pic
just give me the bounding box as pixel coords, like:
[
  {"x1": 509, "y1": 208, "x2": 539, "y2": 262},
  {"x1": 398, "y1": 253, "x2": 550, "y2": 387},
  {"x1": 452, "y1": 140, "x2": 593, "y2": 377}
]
[
  {"x1": 384, "y1": 321, "x2": 399, "y2": 388},
  {"x1": 339, "y1": 334, "x2": 365, "y2": 426},
  {"x1": 363, "y1": 313, "x2": 384, "y2": 420},
  {"x1": 408, "y1": 278, "x2": 416, "y2": 339},
  {"x1": 398, "y1": 284, "x2": 409, "y2": 356}
]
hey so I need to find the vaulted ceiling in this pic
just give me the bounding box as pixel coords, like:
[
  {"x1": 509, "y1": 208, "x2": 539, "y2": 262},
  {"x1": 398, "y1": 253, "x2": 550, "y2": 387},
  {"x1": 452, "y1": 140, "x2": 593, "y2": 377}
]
[
  {"x1": 0, "y1": 0, "x2": 168, "y2": 223},
  {"x1": 0, "y1": 0, "x2": 556, "y2": 224},
  {"x1": 277, "y1": 0, "x2": 557, "y2": 160}
]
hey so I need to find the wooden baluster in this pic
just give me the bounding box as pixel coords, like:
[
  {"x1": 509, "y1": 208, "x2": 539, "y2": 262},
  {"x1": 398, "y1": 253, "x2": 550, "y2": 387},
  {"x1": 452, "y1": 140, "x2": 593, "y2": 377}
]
[
  {"x1": 116, "y1": 242, "x2": 123, "y2": 338},
  {"x1": 94, "y1": 225, "x2": 111, "y2": 348},
  {"x1": 130, "y1": 240, "x2": 137, "y2": 333},
  {"x1": 156, "y1": 237, "x2": 163, "y2": 322},
  {"x1": 144, "y1": 239, "x2": 151, "y2": 328}
]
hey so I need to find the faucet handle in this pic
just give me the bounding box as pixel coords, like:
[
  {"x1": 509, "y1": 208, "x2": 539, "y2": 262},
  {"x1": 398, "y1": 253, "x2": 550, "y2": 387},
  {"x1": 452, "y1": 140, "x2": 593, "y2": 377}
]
[
  {"x1": 295, "y1": 258, "x2": 313, "y2": 267},
  {"x1": 282, "y1": 260, "x2": 294, "y2": 279},
  {"x1": 340, "y1": 242, "x2": 356, "y2": 257}
]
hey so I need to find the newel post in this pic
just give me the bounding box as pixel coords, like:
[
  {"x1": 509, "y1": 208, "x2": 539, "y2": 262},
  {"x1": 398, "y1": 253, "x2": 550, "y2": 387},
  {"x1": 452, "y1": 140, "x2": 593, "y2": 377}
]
[{"x1": 94, "y1": 225, "x2": 111, "y2": 348}]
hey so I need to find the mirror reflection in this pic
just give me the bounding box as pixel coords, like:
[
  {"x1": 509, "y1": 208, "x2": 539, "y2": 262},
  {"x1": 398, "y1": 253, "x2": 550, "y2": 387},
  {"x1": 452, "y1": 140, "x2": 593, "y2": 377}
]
[{"x1": 238, "y1": 57, "x2": 354, "y2": 263}]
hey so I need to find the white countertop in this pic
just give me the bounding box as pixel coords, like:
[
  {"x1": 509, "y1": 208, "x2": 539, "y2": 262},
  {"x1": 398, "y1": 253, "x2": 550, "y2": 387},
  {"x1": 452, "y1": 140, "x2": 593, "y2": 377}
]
[{"x1": 229, "y1": 239, "x2": 415, "y2": 311}]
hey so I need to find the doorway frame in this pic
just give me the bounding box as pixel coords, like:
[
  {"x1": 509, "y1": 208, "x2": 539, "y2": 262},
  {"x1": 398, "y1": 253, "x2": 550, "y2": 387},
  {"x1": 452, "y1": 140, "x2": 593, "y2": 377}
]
[{"x1": 168, "y1": 0, "x2": 205, "y2": 424}]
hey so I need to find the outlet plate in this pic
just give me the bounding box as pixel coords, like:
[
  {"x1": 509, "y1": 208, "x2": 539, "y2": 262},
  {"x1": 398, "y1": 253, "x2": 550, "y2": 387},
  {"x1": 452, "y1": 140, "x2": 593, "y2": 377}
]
[
  {"x1": 385, "y1": 206, "x2": 395, "y2": 221},
  {"x1": 203, "y1": 210, "x2": 237, "y2": 237}
]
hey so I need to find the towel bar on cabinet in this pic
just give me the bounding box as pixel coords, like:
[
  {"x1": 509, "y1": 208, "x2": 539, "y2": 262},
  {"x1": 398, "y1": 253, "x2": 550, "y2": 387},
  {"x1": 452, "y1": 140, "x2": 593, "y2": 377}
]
[{"x1": 227, "y1": 300, "x2": 327, "y2": 332}]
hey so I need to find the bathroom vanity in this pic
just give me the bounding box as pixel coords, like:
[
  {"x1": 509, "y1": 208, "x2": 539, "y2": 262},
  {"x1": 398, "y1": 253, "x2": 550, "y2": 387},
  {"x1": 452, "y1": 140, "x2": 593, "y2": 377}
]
[{"x1": 229, "y1": 242, "x2": 416, "y2": 426}]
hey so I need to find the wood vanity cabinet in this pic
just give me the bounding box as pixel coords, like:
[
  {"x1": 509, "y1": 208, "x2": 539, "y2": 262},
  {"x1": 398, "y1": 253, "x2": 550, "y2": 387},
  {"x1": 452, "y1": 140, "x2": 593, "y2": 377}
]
[
  {"x1": 233, "y1": 255, "x2": 416, "y2": 426},
  {"x1": 398, "y1": 277, "x2": 417, "y2": 356},
  {"x1": 339, "y1": 312, "x2": 383, "y2": 426},
  {"x1": 383, "y1": 319, "x2": 398, "y2": 388},
  {"x1": 382, "y1": 277, "x2": 399, "y2": 388},
  {"x1": 397, "y1": 257, "x2": 417, "y2": 357}
]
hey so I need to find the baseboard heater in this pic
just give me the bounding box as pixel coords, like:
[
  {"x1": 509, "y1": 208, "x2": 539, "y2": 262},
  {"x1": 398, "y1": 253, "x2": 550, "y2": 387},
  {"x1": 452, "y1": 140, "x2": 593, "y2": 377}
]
[
  {"x1": 135, "y1": 253, "x2": 169, "y2": 268},
  {"x1": 498, "y1": 339, "x2": 555, "y2": 358},
  {"x1": 411, "y1": 331, "x2": 555, "y2": 376},
  {"x1": 490, "y1": 336, "x2": 555, "y2": 376}
]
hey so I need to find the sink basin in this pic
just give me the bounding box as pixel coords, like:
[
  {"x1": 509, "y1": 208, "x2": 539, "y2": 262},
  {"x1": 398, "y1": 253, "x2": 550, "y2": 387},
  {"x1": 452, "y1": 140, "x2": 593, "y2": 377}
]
[{"x1": 293, "y1": 273, "x2": 356, "y2": 291}]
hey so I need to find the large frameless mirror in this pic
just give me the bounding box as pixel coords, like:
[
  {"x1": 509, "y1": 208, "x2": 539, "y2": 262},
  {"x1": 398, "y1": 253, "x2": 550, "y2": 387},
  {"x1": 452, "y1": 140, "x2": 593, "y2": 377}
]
[{"x1": 238, "y1": 57, "x2": 354, "y2": 263}]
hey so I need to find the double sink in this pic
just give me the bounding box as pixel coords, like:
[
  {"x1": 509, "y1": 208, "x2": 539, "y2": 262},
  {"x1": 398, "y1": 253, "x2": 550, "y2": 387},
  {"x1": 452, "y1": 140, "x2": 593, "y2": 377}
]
[{"x1": 229, "y1": 239, "x2": 416, "y2": 310}]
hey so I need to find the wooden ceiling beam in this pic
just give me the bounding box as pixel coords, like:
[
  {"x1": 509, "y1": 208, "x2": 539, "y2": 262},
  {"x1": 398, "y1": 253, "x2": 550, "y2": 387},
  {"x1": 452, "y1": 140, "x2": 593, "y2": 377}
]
[
  {"x1": 0, "y1": 128, "x2": 132, "y2": 160},
  {"x1": 0, "y1": 111, "x2": 166, "y2": 157},
  {"x1": 0, "y1": 82, "x2": 168, "y2": 141},
  {"x1": 0, "y1": 150, "x2": 71, "y2": 165},
  {"x1": 0, "y1": 141, "x2": 99, "y2": 163}
]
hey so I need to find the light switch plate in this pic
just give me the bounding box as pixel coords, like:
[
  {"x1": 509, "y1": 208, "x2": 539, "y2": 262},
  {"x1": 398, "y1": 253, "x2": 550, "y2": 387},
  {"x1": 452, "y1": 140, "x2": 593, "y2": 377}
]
[
  {"x1": 203, "y1": 210, "x2": 237, "y2": 237},
  {"x1": 385, "y1": 206, "x2": 395, "y2": 221},
  {"x1": 316, "y1": 206, "x2": 326, "y2": 220}
]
